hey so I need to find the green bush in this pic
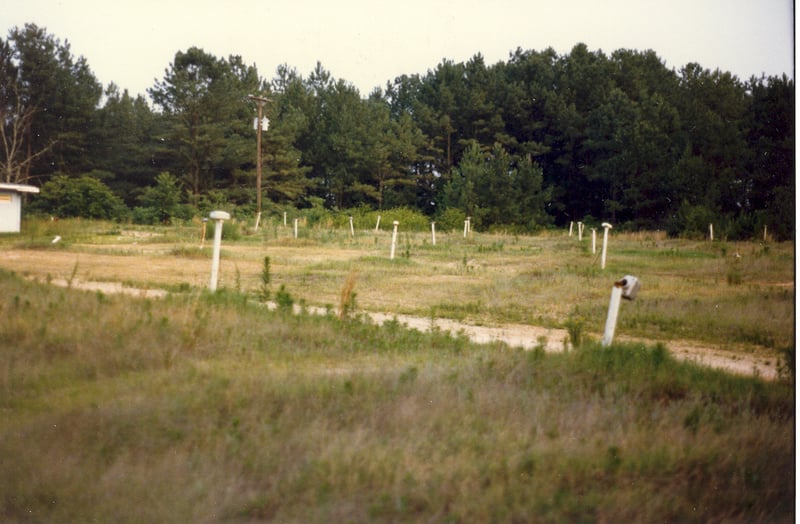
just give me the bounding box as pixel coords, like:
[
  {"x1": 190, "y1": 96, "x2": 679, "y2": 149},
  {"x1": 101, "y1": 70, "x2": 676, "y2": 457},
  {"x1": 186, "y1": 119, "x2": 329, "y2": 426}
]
[
  {"x1": 133, "y1": 172, "x2": 192, "y2": 224},
  {"x1": 435, "y1": 207, "x2": 467, "y2": 232},
  {"x1": 31, "y1": 174, "x2": 128, "y2": 221}
]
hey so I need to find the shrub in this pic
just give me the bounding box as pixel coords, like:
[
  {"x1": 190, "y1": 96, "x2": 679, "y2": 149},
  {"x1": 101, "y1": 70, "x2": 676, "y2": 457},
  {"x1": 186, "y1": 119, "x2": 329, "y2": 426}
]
[
  {"x1": 435, "y1": 207, "x2": 467, "y2": 232},
  {"x1": 133, "y1": 172, "x2": 193, "y2": 224},
  {"x1": 31, "y1": 174, "x2": 128, "y2": 220}
]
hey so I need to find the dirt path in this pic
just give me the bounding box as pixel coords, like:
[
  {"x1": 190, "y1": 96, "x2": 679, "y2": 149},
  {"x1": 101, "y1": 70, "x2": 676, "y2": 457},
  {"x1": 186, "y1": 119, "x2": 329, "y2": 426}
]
[
  {"x1": 366, "y1": 312, "x2": 780, "y2": 380},
  {"x1": 37, "y1": 277, "x2": 781, "y2": 380}
]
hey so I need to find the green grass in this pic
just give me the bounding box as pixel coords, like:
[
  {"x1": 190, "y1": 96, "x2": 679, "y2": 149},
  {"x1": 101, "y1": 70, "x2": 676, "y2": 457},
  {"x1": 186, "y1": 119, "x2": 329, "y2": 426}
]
[{"x1": 0, "y1": 271, "x2": 793, "y2": 522}]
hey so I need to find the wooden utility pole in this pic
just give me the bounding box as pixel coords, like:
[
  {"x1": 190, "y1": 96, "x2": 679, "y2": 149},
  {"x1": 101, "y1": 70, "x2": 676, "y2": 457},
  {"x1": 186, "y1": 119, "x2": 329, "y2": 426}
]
[{"x1": 248, "y1": 95, "x2": 270, "y2": 230}]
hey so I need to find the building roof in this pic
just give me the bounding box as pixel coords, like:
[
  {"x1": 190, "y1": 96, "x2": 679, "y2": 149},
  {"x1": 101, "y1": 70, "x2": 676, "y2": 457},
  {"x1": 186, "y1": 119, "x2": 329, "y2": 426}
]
[{"x1": 0, "y1": 183, "x2": 39, "y2": 194}]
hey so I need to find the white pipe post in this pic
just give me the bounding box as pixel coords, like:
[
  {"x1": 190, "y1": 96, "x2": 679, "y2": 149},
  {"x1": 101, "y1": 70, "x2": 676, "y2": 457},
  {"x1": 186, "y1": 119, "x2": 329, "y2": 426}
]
[
  {"x1": 200, "y1": 218, "x2": 208, "y2": 249},
  {"x1": 464, "y1": 219, "x2": 469, "y2": 238},
  {"x1": 208, "y1": 211, "x2": 230, "y2": 292},
  {"x1": 591, "y1": 228, "x2": 597, "y2": 254},
  {"x1": 375, "y1": 215, "x2": 381, "y2": 232},
  {"x1": 601, "y1": 284, "x2": 624, "y2": 347},
  {"x1": 569, "y1": 221, "x2": 574, "y2": 237},
  {"x1": 349, "y1": 216, "x2": 354, "y2": 238},
  {"x1": 467, "y1": 217, "x2": 471, "y2": 236},
  {"x1": 283, "y1": 212, "x2": 287, "y2": 226},
  {"x1": 601, "y1": 222, "x2": 612, "y2": 269},
  {"x1": 431, "y1": 221, "x2": 436, "y2": 246},
  {"x1": 390, "y1": 221, "x2": 399, "y2": 259},
  {"x1": 709, "y1": 223, "x2": 714, "y2": 242},
  {"x1": 578, "y1": 221, "x2": 583, "y2": 241},
  {"x1": 293, "y1": 218, "x2": 298, "y2": 239}
]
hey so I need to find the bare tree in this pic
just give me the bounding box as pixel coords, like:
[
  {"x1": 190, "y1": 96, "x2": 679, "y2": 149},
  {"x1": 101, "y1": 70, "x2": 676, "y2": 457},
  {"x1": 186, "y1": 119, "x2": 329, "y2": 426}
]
[{"x1": 0, "y1": 86, "x2": 55, "y2": 184}]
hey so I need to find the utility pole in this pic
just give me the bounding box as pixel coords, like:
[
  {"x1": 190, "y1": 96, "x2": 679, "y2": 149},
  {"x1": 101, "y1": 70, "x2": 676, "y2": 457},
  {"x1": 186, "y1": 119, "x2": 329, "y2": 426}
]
[{"x1": 248, "y1": 94, "x2": 270, "y2": 230}]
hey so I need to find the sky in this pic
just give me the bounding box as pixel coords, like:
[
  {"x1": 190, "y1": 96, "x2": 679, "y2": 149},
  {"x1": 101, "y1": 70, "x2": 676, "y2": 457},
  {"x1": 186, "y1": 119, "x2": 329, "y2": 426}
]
[{"x1": 2, "y1": 0, "x2": 794, "y2": 99}]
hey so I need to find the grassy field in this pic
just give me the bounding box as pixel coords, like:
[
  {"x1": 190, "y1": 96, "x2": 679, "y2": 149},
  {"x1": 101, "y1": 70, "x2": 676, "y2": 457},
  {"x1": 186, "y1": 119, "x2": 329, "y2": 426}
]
[
  {"x1": 0, "y1": 265, "x2": 794, "y2": 522},
  {"x1": 1, "y1": 217, "x2": 794, "y2": 354}
]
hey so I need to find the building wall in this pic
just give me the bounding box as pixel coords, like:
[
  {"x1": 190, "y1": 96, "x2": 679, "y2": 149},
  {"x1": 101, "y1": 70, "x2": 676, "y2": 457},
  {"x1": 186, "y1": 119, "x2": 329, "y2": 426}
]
[{"x1": 0, "y1": 191, "x2": 22, "y2": 233}]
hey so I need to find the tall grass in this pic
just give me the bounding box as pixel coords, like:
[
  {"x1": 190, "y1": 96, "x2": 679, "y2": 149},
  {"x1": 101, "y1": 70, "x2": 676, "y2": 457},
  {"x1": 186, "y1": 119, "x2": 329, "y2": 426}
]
[{"x1": 0, "y1": 271, "x2": 793, "y2": 522}]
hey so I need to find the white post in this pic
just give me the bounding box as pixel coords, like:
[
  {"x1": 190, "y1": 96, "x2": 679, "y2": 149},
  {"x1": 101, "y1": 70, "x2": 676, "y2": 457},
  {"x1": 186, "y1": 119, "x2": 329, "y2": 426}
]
[
  {"x1": 464, "y1": 219, "x2": 469, "y2": 238},
  {"x1": 254, "y1": 212, "x2": 261, "y2": 232},
  {"x1": 467, "y1": 217, "x2": 471, "y2": 236},
  {"x1": 601, "y1": 284, "x2": 623, "y2": 347},
  {"x1": 208, "y1": 211, "x2": 230, "y2": 292},
  {"x1": 591, "y1": 228, "x2": 597, "y2": 254},
  {"x1": 569, "y1": 221, "x2": 574, "y2": 237},
  {"x1": 375, "y1": 215, "x2": 381, "y2": 232},
  {"x1": 709, "y1": 223, "x2": 714, "y2": 242},
  {"x1": 349, "y1": 216, "x2": 354, "y2": 238},
  {"x1": 431, "y1": 221, "x2": 436, "y2": 246},
  {"x1": 578, "y1": 221, "x2": 583, "y2": 241},
  {"x1": 283, "y1": 211, "x2": 287, "y2": 226},
  {"x1": 390, "y1": 221, "x2": 399, "y2": 260},
  {"x1": 601, "y1": 222, "x2": 612, "y2": 269},
  {"x1": 293, "y1": 218, "x2": 298, "y2": 239},
  {"x1": 200, "y1": 218, "x2": 208, "y2": 249}
]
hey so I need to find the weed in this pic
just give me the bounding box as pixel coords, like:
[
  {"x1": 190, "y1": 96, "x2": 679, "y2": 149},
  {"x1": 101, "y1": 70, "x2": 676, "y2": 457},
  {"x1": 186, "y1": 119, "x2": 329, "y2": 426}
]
[
  {"x1": 67, "y1": 259, "x2": 79, "y2": 288},
  {"x1": 275, "y1": 284, "x2": 294, "y2": 312},
  {"x1": 777, "y1": 345, "x2": 794, "y2": 383},
  {"x1": 338, "y1": 270, "x2": 358, "y2": 320},
  {"x1": 564, "y1": 310, "x2": 584, "y2": 348},
  {"x1": 259, "y1": 256, "x2": 271, "y2": 301},
  {"x1": 726, "y1": 258, "x2": 743, "y2": 285}
]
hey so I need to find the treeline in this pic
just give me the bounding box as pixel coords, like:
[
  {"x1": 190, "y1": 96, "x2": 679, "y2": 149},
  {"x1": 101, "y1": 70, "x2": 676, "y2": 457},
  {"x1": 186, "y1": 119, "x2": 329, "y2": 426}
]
[{"x1": 1, "y1": 23, "x2": 794, "y2": 239}]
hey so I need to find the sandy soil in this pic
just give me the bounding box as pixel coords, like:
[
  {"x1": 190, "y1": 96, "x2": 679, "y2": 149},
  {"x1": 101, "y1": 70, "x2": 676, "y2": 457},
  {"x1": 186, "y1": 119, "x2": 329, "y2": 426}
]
[{"x1": 36, "y1": 277, "x2": 782, "y2": 380}]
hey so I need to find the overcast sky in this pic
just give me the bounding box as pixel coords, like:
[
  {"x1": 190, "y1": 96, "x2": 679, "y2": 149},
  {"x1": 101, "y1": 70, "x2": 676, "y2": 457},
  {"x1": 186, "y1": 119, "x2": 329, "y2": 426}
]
[{"x1": 2, "y1": 0, "x2": 794, "y2": 98}]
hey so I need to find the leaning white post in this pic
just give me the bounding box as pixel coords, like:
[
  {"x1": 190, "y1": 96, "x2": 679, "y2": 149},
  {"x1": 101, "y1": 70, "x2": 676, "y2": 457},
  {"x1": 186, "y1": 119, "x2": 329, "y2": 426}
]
[
  {"x1": 375, "y1": 215, "x2": 381, "y2": 232},
  {"x1": 431, "y1": 221, "x2": 436, "y2": 246},
  {"x1": 569, "y1": 221, "x2": 574, "y2": 237},
  {"x1": 591, "y1": 228, "x2": 597, "y2": 254},
  {"x1": 601, "y1": 276, "x2": 640, "y2": 347},
  {"x1": 349, "y1": 216, "x2": 355, "y2": 238},
  {"x1": 390, "y1": 221, "x2": 399, "y2": 259},
  {"x1": 601, "y1": 284, "x2": 623, "y2": 347},
  {"x1": 208, "y1": 211, "x2": 230, "y2": 292},
  {"x1": 601, "y1": 222, "x2": 612, "y2": 269}
]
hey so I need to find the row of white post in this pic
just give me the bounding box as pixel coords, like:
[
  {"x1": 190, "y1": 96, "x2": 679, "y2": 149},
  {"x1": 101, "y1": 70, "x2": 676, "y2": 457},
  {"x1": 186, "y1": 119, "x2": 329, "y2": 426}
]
[
  {"x1": 210, "y1": 210, "x2": 642, "y2": 349},
  {"x1": 570, "y1": 220, "x2": 613, "y2": 269},
  {"x1": 278, "y1": 213, "x2": 465, "y2": 248},
  {"x1": 708, "y1": 223, "x2": 769, "y2": 242}
]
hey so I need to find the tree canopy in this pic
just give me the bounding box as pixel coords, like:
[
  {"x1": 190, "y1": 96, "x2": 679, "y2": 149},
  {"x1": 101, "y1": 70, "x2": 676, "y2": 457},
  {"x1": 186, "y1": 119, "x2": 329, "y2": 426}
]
[{"x1": 1, "y1": 24, "x2": 794, "y2": 239}]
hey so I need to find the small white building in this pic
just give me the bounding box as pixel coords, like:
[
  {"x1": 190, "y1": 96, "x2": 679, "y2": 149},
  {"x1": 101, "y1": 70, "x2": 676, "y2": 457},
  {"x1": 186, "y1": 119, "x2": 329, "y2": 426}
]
[{"x1": 0, "y1": 183, "x2": 39, "y2": 233}]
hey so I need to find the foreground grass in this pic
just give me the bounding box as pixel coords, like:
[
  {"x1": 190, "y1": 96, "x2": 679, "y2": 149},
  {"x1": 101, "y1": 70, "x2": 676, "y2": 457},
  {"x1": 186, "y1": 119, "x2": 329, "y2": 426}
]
[{"x1": 0, "y1": 271, "x2": 793, "y2": 522}]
